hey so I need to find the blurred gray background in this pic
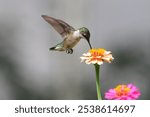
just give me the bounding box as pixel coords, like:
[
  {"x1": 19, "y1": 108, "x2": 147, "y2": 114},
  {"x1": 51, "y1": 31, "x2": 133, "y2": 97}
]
[{"x1": 0, "y1": 0, "x2": 150, "y2": 99}]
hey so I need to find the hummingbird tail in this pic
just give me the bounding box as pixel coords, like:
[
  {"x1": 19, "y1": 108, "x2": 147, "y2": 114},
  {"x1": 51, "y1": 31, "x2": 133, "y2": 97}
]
[{"x1": 49, "y1": 47, "x2": 56, "y2": 51}]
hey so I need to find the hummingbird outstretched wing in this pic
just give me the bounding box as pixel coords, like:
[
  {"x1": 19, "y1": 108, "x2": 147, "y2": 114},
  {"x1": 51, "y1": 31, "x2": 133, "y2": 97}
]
[{"x1": 41, "y1": 15, "x2": 75, "y2": 38}]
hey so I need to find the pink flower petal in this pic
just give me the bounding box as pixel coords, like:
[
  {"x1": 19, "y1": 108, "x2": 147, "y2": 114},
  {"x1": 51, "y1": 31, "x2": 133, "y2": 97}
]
[{"x1": 105, "y1": 84, "x2": 141, "y2": 100}]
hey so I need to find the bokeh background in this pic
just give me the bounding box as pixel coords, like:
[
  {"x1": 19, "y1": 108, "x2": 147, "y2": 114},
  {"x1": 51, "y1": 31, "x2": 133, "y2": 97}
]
[{"x1": 0, "y1": 0, "x2": 150, "y2": 99}]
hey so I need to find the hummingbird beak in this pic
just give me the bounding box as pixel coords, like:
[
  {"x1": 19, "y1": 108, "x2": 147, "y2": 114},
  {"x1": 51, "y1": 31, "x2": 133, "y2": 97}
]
[
  {"x1": 87, "y1": 40, "x2": 92, "y2": 49},
  {"x1": 81, "y1": 35, "x2": 92, "y2": 49}
]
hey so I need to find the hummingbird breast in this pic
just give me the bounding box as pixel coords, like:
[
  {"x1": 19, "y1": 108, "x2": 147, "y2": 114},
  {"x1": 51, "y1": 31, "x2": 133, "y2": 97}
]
[{"x1": 63, "y1": 34, "x2": 81, "y2": 49}]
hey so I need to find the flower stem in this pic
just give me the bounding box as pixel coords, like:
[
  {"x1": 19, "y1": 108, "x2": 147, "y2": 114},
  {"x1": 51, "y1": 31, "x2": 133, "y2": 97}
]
[{"x1": 94, "y1": 64, "x2": 102, "y2": 100}]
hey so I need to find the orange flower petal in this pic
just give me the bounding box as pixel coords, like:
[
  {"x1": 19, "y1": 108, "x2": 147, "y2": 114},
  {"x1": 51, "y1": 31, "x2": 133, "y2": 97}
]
[{"x1": 80, "y1": 48, "x2": 114, "y2": 65}]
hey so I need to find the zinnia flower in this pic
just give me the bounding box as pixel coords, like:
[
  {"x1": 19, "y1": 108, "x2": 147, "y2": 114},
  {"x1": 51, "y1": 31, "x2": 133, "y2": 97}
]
[
  {"x1": 105, "y1": 84, "x2": 141, "y2": 100},
  {"x1": 80, "y1": 48, "x2": 114, "y2": 65}
]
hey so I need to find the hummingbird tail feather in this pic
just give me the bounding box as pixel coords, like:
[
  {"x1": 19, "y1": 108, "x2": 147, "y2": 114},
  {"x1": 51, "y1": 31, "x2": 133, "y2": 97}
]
[{"x1": 49, "y1": 47, "x2": 56, "y2": 51}]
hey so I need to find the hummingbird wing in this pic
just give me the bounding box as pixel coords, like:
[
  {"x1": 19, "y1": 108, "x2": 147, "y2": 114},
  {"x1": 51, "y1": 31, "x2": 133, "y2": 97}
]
[{"x1": 41, "y1": 15, "x2": 75, "y2": 38}]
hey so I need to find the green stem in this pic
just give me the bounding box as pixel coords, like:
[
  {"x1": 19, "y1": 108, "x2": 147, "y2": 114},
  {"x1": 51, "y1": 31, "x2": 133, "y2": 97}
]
[{"x1": 94, "y1": 64, "x2": 102, "y2": 100}]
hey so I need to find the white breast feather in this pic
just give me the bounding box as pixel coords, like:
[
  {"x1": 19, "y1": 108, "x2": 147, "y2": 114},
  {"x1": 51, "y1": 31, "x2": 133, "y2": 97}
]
[{"x1": 73, "y1": 30, "x2": 80, "y2": 38}]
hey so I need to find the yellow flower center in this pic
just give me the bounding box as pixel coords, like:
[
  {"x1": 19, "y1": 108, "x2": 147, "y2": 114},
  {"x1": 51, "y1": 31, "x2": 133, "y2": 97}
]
[
  {"x1": 114, "y1": 85, "x2": 131, "y2": 96},
  {"x1": 89, "y1": 48, "x2": 106, "y2": 56}
]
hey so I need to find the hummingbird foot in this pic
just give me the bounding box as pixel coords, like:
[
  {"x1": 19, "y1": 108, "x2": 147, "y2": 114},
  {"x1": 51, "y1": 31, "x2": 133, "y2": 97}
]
[{"x1": 66, "y1": 49, "x2": 73, "y2": 54}]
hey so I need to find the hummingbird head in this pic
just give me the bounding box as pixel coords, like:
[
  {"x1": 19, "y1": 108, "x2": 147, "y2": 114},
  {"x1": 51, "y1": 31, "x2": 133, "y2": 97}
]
[{"x1": 79, "y1": 27, "x2": 92, "y2": 49}]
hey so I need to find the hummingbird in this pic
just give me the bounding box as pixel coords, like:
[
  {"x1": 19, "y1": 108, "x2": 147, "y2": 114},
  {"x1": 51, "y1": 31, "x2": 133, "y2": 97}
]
[{"x1": 41, "y1": 15, "x2": 92, "y2": 54}]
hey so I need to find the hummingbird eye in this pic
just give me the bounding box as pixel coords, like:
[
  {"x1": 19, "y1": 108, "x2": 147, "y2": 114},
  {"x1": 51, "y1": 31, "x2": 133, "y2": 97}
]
[{"x1": 82, "y1": 33, "x2": 88, "y2": 39}]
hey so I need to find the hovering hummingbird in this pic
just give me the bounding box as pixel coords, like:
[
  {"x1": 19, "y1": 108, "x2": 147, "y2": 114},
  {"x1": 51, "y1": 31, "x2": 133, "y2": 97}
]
[{"x1": 41, "y1": 15, "x2": 92, "y2": 54}]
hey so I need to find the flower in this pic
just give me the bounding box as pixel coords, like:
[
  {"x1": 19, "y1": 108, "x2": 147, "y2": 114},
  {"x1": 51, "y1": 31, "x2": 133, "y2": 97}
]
[
  {"x1": 105, "y1": 84, "x2": 141, "y2": 100},
  {"x1": 80, "y1": 48, "x2": 114, "y2": 65}
]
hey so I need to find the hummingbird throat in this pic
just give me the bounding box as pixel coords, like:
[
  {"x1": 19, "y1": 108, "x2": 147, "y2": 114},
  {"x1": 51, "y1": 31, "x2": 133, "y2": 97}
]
[{"x1": 73, "y1": 30, "x2": 81, "y2": 38}]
